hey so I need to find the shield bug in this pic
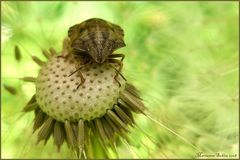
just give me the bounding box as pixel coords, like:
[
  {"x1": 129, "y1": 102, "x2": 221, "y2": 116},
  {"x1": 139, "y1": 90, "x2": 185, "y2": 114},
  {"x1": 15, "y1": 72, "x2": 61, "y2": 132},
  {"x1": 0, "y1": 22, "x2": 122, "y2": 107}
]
[{"x1": 62, "y1": 18, "x2": 126, "y2": 87}]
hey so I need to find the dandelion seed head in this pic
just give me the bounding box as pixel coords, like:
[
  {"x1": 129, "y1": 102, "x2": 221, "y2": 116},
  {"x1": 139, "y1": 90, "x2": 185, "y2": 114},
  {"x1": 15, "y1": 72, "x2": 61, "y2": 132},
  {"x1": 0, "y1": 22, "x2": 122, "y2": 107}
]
[{"x1": 36, "y1": 54, "x2": 126, "y2": 121}]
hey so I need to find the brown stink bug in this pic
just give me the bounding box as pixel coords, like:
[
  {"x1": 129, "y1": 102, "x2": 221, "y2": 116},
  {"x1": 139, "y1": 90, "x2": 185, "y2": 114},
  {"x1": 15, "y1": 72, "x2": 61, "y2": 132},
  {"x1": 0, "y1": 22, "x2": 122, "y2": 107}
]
[{"x1": 61, "y1": 18, "x2": 126, "y2": 87}]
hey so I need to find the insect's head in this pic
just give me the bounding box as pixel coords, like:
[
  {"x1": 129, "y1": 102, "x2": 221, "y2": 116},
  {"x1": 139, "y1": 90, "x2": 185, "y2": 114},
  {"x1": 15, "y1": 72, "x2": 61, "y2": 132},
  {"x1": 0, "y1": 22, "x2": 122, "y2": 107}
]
[{"x1": 68, "y1": 18, "x2": 126, "y2": 64}]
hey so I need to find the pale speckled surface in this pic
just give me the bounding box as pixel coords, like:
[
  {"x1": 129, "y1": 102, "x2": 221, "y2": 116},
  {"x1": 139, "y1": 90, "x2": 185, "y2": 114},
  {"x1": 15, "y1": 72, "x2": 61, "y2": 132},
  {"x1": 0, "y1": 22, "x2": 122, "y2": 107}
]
[{"x1": 36, "y1": 54, "x2": 125, "y2": 121}]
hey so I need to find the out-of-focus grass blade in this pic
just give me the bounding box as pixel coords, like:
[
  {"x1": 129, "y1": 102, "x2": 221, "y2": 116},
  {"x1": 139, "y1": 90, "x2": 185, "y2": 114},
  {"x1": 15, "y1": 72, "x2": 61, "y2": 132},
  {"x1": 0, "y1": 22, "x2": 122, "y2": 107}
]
[
  {"x1": 3, "y1": 84, "x2": 17, "y2": 95},
  {"x1": 14, "y1": 45, "x2": 21, "y2": 62}
]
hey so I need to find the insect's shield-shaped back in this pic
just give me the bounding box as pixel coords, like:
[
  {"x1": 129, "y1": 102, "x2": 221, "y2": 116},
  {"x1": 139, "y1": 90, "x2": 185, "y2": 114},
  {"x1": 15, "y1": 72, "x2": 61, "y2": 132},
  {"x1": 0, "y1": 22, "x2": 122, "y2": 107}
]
[{"x1": 67, "y1": 18, "x2": 126, "y2": 63}]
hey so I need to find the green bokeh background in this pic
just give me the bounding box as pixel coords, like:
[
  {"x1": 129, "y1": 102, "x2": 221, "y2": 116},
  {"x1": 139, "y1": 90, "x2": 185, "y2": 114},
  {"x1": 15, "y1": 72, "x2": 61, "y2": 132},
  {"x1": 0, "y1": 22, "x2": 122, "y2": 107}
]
[{"x1": 1, "y1": 1, "x2": 239, "y2": 159}]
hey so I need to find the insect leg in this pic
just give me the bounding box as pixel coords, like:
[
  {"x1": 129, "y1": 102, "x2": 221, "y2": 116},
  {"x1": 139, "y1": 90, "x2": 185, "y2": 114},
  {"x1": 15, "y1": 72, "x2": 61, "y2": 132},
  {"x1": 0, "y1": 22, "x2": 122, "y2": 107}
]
[
  {"x1": 69, "y1": 60, "x2": 92, "y2": 89},
  {"x1": 108, "y1": 59, "x2": 127, "y2": 81},
  {"x1": 68, "y1": 66, "x2": 84, "y2": 77},
  {"x1": 109, "y1": 54, "x2": 125, "y2": 61},
  {"x1": 108, "y1": 59, "x2": 126, "y2": 87},
  {"x1": 108, "y1": 53, "x2": 126, "y2": 84},
  {"x1": 69, "y1": 59, "x2": 92, "y2": 76},
  {"x1": 68, "y1": 66, "x2": 86, "y2": 89},
  {"x1": 76, "y1": 72, "x2": 86, "y2": 89}
]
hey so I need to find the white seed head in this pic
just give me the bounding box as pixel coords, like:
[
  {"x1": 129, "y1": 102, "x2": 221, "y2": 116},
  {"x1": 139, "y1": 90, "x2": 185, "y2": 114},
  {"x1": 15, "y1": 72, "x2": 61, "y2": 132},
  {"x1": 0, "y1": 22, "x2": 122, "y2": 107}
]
[{"x1": 36, "y1": 54, "x2": 125, "y2": 122}]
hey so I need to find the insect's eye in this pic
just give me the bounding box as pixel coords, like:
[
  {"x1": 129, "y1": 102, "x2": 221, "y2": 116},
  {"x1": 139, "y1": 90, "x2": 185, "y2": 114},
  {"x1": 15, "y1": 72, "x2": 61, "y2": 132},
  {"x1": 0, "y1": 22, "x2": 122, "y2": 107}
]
[
  {"x1": 79, "y1": 28, "x2": 84, "y2": 33},
  {"x1": 109, "y1": 27, "x2": 115, "y2": 32}
]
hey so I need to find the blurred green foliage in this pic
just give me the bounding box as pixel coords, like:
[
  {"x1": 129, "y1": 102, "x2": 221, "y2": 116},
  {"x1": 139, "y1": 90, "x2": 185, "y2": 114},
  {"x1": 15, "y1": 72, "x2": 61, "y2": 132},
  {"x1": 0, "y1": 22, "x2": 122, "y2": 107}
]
[{"x1": 1, "y1": 1, "x2": 238, "y2": 159}]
